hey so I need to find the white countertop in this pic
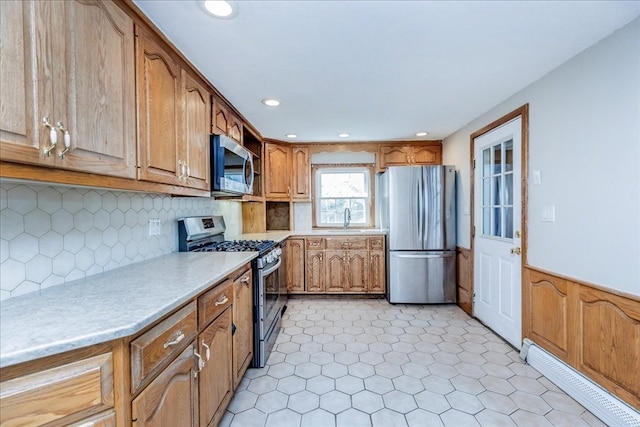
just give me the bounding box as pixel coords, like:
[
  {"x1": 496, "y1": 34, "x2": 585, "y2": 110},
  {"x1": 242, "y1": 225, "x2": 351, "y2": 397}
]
[
  {"x1": 0, "y1": 252, "x2": 256, "y2": 368},
  {"x1": 292, "y1": 229, "x2": 388, "y2": 236}
]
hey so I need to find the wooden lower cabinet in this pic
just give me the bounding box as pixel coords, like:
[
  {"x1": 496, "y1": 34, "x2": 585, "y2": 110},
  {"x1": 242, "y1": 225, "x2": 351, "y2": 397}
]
[
  {"x1": 285, "y1": 238, "x2": 305, "y2": 293},
  {"x1": 199, "y1": 308, "x2": 233, "y2": 427},
  {"x1": 0, "y1": 352, "x2": 115, "y2": 427},
  {"x1": 131, "y1": 345, "x2": 197, "y2": 427},
  {"x1": 306, "y1": 250, "x2": 325, "y2": 292},
  {"x1": 297, "y1": 236, "x2": 386, "y2": 294},
  {"x1": 232, "y1": 269, "x2": 253, "y2": 389}
]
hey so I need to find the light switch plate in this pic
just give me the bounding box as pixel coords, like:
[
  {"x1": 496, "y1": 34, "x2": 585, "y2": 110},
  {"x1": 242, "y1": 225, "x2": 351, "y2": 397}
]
[
  {"x1": 542, "y1": 206, "x2": 555, "y2": 222},
  {"x1": 533, "y1": 170, "x2": 542, "y2": 185},
  {"x1": 149, "y1": 219, "x2": 161, "y2": 236}
]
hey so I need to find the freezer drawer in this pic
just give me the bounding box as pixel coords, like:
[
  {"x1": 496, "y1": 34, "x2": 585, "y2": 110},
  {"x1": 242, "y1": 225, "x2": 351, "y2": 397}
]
[{"x1": 387, "y1": 251, "x2": 456, "y2": 303}]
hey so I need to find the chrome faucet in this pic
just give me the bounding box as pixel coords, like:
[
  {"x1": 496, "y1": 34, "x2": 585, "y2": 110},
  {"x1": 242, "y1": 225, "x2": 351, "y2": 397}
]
[{"x1": 343, "y1": 207, "x2": 351, "y2": 229}]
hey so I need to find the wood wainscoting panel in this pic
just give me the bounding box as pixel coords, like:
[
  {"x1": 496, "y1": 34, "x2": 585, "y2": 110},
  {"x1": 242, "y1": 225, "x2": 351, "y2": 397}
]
[
  {"x1": 456, "y1": 247, "x2": 472, "y2": 315},
  {"x1": 523, "y1": 266, "x2": 640, "y2": 409},
  {"x1": 524, "y1": 269, "x2": 570, "y2": 361},
  {"x1": 577, "y1": 287, "x2": 640, "y2": 408}
]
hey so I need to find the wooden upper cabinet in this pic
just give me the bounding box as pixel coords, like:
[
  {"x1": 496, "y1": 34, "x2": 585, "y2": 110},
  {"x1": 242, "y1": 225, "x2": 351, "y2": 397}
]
[
  {"x1": 292, "y1": 147, "x2": 311, "y2": 201},
  {"x1": 379, "y1": 144, "x2": 442, "y2": 170},
  {"x1": 0, "y1": 0, "x2": 136, "y2": 178},
  {"x1": 264, "y1": 143, "x2": 291, "y2": 199},
  {"x1": 137, "y1": 28, "x2": 211, "y2": 190},
  {"x1": 183, "y1": 70, "x2": 211, "y2": 191},
  {"x1": 136, "y1": 27, "x2": 182, "y2": 186},
  {"x1": 212, "y1": 97, "x2": 242, "y2": 143}
]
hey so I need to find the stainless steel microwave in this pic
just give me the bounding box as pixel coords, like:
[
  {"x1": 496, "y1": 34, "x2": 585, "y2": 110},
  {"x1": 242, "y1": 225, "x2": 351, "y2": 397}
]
[{"x1": 211, "y1": 134, "x2": 254, "y2": 196}]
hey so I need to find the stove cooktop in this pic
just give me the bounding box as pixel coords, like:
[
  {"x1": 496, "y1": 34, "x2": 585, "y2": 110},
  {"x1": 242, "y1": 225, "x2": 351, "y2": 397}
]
[{"x1": 193, "y1": 239, "x2": 276, "y2": 254}]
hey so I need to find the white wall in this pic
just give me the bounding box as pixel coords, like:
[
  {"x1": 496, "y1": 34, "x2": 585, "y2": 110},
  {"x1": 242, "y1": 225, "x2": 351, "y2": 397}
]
[{"x1": 443, "y1": 18, "x2": 640, "y2": 296}]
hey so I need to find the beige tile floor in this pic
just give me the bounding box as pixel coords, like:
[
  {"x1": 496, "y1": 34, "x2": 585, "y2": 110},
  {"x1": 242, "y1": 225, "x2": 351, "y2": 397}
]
[{"x1": 221, "y1": 299, "x2": 605, "y2": 427}]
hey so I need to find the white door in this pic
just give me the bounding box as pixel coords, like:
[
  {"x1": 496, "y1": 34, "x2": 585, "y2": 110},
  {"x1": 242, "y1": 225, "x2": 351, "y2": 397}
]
[{"x1": 473, "y1": 117, "x2": 522, "y2": 348}]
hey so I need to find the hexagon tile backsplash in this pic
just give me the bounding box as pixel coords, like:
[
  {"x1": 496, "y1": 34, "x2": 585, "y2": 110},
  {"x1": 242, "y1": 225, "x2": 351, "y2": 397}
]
[{"x1": 0, "y1": 181, "x2": 241, "y2": 301}]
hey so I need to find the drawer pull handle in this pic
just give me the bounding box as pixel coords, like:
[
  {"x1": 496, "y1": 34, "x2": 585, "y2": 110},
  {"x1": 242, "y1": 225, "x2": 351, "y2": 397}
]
[
  {"x1": 163, "y1": 331, "x2": 185, "y2": 348},
  {"x1": 202, "y1": 341, "x2": 211, "y2": 361},
  {"x1": 214, "y1": 295, "x2": 229, "y2": 306},
  {"x1": 240, "y1": 275, "x2": 250, "y2": 284}
]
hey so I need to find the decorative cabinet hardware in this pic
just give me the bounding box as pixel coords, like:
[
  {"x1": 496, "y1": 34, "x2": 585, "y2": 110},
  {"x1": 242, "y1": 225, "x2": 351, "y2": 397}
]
[
  {"x1": 163, "y1": 330, "x2": 185, "y2": 348},
  {"x1": 214, "y1": 295, "x2": 229, "y2": 306},
  {"x1": 42, "y1": 117, "x2": 58, "y2": 157},
  {"x1": 194, "y1": 349, "x2": 204, "y2": 378},
  {"x1": 57, "y1": 121, "x2": 71, "y2": 158},
  {"x1": 202, "y1": 341, "x2": 211, "y2": 361}
]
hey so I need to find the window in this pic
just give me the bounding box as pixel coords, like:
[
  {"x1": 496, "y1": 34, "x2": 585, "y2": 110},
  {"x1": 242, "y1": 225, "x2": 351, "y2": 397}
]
[{"x1": 313, "y1": 165, "x2": 373, "y2": 227}]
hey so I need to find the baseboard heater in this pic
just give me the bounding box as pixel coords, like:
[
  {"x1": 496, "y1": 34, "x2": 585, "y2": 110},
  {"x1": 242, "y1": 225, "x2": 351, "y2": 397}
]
[{"x1": 520, "y1": 339, "x2": 640, "y2": 427}]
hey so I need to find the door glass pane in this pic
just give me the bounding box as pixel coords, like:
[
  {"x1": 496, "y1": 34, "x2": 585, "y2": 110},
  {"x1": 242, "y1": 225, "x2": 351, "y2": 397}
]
[
  {"x1": 504, "y1": 173, "x2": 513, "y2": 205},
  {"x1": 504, "y1": 140, "x2": 513, "y2": 172},
  {"x1": 492, "y1": 176, "x2": 501, "y2": 205},
  {"x1": 505, "y1": 207, "x2": 513, "y2": 238},
  {"x1": 493, "y1": 144, "x2": 502, "y2": 174},
  {"x1": 482, "y1": 178, "x2": 491, "y2": 205},
  {"x1": 483, "y1": 148, "x2": 491, "y2": 177},
  {"x1": 493, "y1": 207, "x2": 502, "y2": 237},
  {"x1": 483, "y1": 208, "x2": 491, "y2": 234}
]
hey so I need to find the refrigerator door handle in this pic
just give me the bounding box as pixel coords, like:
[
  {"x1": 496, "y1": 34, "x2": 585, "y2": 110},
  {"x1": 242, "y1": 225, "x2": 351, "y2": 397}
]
[{"x1": 392, "y1": 252, "x2": 455, "y2": 259}]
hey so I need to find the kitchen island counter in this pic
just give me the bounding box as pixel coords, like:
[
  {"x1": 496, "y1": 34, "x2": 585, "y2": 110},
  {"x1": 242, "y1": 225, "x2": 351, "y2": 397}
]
[{"x1": 0, "y1": 251, "x2": 256, "y2": 368}]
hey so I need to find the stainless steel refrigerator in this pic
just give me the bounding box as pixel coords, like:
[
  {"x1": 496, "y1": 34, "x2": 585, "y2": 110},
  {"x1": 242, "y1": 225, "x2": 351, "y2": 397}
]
[{"x1": 380, "y1": 165, "x2": 456, "y2": 303}]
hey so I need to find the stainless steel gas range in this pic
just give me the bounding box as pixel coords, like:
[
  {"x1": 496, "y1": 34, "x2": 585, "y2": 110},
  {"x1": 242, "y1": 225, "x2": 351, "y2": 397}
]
[{"x1": 177, "y1": 216, "x2": 286, "y2": 368}]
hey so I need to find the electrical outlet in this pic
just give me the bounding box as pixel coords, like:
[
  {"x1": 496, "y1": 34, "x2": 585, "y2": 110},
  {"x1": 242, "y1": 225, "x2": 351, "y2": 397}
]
[
  {"x1": 149, "y1": 219, "x2": 161, "y2": 236},
  {"x1": 541, "y1": 206, "x2": 555, "y2": 222},
  {"x1": 533, "y1": 170, "x2": 542, "y2": 185}
]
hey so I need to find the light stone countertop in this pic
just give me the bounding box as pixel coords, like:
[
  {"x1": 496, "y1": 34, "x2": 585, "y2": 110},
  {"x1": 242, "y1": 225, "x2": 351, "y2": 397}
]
[
  {"x1": 292, "y1": 229, "x2": 388, "y2": 236},
  {"x1": 0, "y1": 252, "x2": 256, "y2": 368}
]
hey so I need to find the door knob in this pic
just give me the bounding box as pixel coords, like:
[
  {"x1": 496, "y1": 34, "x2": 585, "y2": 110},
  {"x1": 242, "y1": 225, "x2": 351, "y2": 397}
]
[{"x1": 510, "y1": 247, "x2": 521, "y2": 255}]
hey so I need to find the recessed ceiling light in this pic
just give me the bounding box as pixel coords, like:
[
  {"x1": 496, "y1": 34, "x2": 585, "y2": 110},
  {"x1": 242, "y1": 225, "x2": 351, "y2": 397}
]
[
  {"x1": 416, "y1": 132, "x2": 429, "y2": 137},
  {"x1": 338, "y1": 133, "x2": 350, "y2": 138},
  {"x1": 285, "y1": 134, "x2": 298, "y2": 139},
  {"x1": 262, "y1": 99, "x2": 280, "y2": 107},
  {"x1": 202, "y1": 0, "x2": 237, "y2": 19}
]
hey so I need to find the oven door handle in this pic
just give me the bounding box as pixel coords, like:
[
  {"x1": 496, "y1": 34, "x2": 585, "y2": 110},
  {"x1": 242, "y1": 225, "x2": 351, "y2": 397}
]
[{"x1": 260, "y1": 257, "x2": 282, "y2": 278}]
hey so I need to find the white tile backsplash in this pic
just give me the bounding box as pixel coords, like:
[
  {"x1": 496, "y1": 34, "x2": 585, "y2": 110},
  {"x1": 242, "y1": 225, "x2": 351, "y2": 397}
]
[
  {"x1": 0, "y1": 181, "x2": 242, "y2": 301},
  {"x1": 293, "y1": 202, "x2": 312, "y2": 230}
]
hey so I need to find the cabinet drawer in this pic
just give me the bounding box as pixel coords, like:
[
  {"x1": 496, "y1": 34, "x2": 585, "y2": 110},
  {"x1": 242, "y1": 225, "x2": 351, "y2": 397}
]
[
  {"x1": 325, "y1": 237, "x2": 368, "y2": 250},
  {"x1": 130, "y1": 301, "x2": 197, "y2": 393},
  {"x1": 306, "y1": 238, "x2": 325, "y2": 250},
  {"x1": 369, "y1": 236, "x2": 385, "y2": 250},
  {"x1": 0, "y1": 353, "x2": 114, "y2": 427},
  {"x1": 199, "y1": 279, "x2": 233, "y2": 329}
]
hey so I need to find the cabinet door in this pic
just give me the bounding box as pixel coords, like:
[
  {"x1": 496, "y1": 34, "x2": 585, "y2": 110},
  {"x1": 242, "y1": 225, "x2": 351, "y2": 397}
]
[
  {"x1": 346, "y1": 250, "x2": 368, "y2": 292},
  {"x1": 286, "y1": 238, "x2": 305, "y2": 293},
  {"x1": 212, "y1": 97, "x2": 229, "y2": 136},
  {"x1": 183, "y1": 71, "x2": 211, "y2": 191},
  {"x1": 292, "y1": 147, "x2": 310, "y2": 201},
  {"x1": 368, "y1": 250, "x2": 386, "y2": 293},
  {"x1": 412, "y1": 145, "x2": 441, "y2": 165},
  {"x1": 131, "y1": 345, "x2": 196, "y2": 427},
  {"x1": 0, "y1": 353, "x2": 114, "y2": 426},
  {"x1": 305, "y1": 250, "x2": 325, "y2": 292},
  {"x1": 379, "y1": 146, "x2": 410, "y2": 168},
  {"x1": 136, "y1": 27, "x2": 182, "y2": 186},
  {"x1": 228, "y1": 115, "x2": 243, "y2": 143},
  {"x1": 233, "y1": 269, "x2": 253, "y2": 389},
  {"x1": 264, "y1": 143, "x2": 291, "y2": 199},
  {"x1": 0, "y1": 0, "x2": 38, "y2": 165},
  {"x1": 324, "y1": 250, "x2": 347, "y2": 292},
  {"x1": 199, "y1": 308, "x2": 233, "y2": 427},
  {"x1": 58, "y1": 0, "x2": 136, "y2": 178}
]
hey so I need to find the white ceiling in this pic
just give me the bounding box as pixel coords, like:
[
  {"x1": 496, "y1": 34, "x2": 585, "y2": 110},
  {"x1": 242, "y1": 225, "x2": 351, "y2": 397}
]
[{"x1": 133, "y1": 1, "x2": 640, "y2": 142}]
